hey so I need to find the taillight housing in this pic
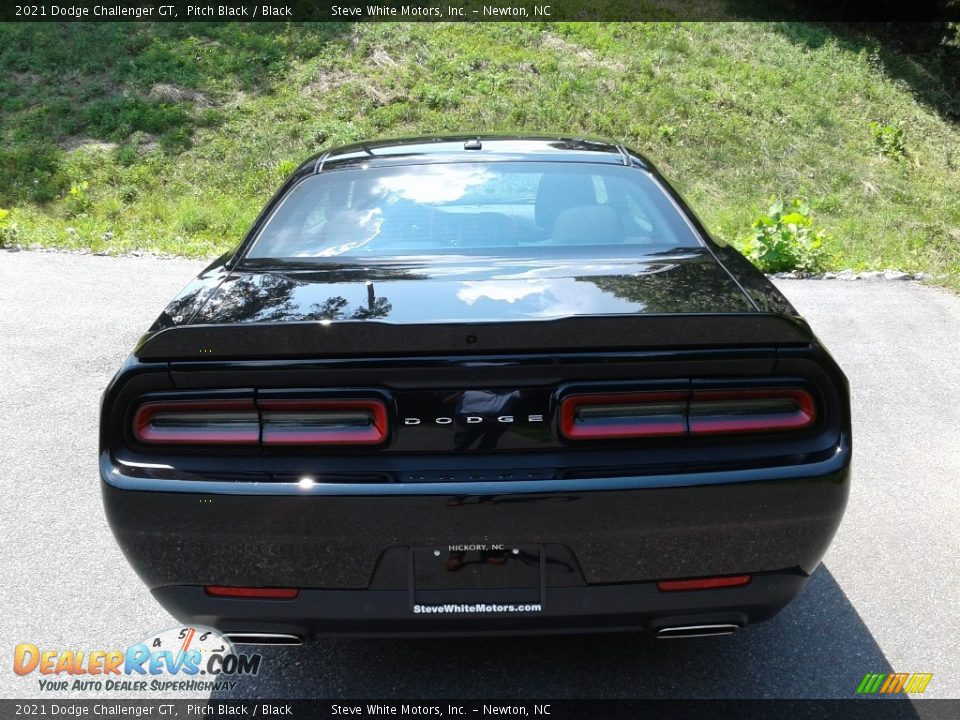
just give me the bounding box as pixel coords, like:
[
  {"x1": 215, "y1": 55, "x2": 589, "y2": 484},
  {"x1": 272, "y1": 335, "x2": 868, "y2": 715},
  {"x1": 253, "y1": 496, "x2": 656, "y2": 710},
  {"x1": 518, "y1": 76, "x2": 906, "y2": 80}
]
[
  {"x1": 560, "y1": 391, "x2": 688, "y2": 440},
  {"x1": 133, "y1": 399, "x2": 260, "y2": 445},
  {"x1": 560, "y1": 386, "x2": 817, "y2": 441},
  {"x1": 260, "y1": 399, "x2": 388, "y2": 446},
  {"x1": 688, "y1": 388, "x2": 816, "y2": 434},
  {"x1": 131, "y1": 394, "x2": 389, "y2": 447}
]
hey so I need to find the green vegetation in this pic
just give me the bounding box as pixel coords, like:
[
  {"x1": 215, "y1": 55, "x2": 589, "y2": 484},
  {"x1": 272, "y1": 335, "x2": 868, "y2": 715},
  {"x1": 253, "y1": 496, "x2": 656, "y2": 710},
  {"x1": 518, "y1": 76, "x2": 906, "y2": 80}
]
[
  {"x1": 734, "y1": 199, "x2": 829, "y2": 274},
  {"x1": 869, "y1": 120, "x2": 907, "y2": 160},
  {"x1": 1, "y1": 22, "x2": 959, "y2": 287},
  {"x1": 0, "y1": 207, "x2": 16, "y2": 247}
]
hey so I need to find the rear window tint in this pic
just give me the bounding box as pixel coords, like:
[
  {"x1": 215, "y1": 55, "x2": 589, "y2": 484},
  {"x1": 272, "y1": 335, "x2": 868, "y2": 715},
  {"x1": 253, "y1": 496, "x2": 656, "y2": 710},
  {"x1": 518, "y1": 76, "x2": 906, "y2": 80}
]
[{"x1": 245, "y1": 161, "x2": 701, "y2": 260}]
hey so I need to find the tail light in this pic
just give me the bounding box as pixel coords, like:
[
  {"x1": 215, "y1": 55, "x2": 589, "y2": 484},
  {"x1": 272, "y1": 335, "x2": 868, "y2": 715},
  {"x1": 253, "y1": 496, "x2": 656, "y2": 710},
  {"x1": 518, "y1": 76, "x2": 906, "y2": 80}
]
[
  {"x1": 132, "y1": 396, "x2": 388, "y2": 447},
  {"x1": 260, "y1": 399, "x2": 387, "y2": 446},
  {"x1": 133, "y1": 400, "x2": 259, "y2": 445},
  {"x1": 688, "y1": 388, "x2": 816, "y2": 434},
  {"x1": 560, "y1": 386, "x2": 816, "y2": 440},
  {"x1": 560, "y1": 392, "x2": 687, "y2": 440}
]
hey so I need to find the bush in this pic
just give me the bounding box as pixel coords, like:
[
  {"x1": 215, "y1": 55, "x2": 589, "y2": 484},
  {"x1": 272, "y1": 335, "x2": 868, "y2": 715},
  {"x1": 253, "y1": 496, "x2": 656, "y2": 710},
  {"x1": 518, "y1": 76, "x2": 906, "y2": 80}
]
[{"x1": 734, "y1": 198, "x2": 829, "y2": 274}]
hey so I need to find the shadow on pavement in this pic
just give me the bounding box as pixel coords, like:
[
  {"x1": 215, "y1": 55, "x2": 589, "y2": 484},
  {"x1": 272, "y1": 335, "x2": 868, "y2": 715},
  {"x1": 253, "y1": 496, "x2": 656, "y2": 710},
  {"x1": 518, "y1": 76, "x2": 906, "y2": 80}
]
[{"x1": 210, "y1": 565, "x2": 911, "y2": 701}]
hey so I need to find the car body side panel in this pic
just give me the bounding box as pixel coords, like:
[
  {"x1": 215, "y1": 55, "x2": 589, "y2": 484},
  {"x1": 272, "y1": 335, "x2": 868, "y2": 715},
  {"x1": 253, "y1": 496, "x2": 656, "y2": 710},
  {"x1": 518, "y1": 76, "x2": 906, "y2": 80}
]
[{"x1": 709, "y1": 244, "x2": 805, "y2": 318}]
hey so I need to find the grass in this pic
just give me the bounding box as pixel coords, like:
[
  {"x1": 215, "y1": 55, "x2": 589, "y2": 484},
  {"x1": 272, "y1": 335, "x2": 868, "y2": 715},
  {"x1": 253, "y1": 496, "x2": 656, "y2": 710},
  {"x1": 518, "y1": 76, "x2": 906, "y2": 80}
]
[{"x1": 1, "y1": 22, "x2": 958, "y2": 289}]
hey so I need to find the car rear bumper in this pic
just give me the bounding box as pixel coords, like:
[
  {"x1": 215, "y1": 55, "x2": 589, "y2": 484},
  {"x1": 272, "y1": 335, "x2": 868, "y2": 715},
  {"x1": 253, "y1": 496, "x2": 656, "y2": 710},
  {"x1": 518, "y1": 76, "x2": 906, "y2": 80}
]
[
  {"x1": 152, "y1": 571, "x2": 810, "y2": 639},
  {"x1": 101, "y1": 438, "x2": 850, "y2": 637}
]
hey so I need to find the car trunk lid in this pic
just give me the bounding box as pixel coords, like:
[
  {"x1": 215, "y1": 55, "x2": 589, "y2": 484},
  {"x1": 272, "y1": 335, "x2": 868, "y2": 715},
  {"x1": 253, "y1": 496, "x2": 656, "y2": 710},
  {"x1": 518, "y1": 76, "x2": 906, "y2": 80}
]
[{"x1": 136, "y1": 250, "x2": 815, "y2": 361}]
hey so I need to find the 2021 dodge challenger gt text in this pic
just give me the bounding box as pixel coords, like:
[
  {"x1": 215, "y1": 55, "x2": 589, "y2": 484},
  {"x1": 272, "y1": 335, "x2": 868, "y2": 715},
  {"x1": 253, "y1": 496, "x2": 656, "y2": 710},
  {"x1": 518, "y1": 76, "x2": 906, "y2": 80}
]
[{"x1": 100, "y1": 135, "x2": 851, "y2": 641}]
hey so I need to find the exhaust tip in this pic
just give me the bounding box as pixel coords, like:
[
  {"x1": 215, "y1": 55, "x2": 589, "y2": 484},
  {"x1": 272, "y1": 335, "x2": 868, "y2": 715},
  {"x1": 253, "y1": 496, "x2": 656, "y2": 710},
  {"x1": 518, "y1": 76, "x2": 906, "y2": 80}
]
[
  {"x1": 656, "y1": 623, "x2": 740, "y2": 639},
  {"x1": 224, "y1": 632, "x2": 303, "y2": 646}
]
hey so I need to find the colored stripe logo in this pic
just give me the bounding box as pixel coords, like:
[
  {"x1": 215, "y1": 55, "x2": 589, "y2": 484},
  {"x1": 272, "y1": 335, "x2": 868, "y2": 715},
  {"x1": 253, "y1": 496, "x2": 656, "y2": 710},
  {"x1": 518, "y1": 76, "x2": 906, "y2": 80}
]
[{"x1": 857, "y1": 673, "x2": 933, "y2": 694}]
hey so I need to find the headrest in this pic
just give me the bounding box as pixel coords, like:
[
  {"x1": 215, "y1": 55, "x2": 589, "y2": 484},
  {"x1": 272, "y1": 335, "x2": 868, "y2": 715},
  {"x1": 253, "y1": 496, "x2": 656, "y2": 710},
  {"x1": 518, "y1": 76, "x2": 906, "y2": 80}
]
[
  {"x1": 550, "y1": 205, "x2": 624, "y2": 245},
  {"x1": 534, "y1": 173, "x2": 597, "y2": 229}
]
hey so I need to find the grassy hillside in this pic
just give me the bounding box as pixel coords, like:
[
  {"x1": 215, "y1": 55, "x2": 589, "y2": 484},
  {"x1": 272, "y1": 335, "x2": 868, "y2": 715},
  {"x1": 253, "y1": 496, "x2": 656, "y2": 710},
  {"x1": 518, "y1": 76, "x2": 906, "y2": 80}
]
[{"x1": 1, "y1": 22, "x2": 958, "y2": 287}]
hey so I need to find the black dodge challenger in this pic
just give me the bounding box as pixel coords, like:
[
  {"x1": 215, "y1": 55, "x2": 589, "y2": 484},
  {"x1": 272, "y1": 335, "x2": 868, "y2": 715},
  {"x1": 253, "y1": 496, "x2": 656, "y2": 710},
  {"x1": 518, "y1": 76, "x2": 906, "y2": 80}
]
[{"x1": 101, "y1": 135, "x2": 850, "y2": 642}]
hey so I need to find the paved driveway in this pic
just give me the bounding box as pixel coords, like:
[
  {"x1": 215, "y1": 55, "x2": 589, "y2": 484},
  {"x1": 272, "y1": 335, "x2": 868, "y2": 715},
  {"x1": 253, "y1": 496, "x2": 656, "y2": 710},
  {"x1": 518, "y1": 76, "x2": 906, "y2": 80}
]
[{"x1": 1, "y1": 251, "x2": 957, "y2": 700}]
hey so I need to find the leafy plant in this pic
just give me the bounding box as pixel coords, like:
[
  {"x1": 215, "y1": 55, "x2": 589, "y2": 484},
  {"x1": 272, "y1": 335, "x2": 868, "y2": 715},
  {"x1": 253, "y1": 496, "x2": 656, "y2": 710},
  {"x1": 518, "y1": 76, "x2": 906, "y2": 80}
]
[
  {"x1": 65, "y1": 181, "x2": 92, "y2": 217},
  {"x1": 0, "y1": 207, "x2": 17, "y2": 247},
  {"x1": 734, "y1": 198, "x2": 829, "y2": 274},
  {"x1": 870, "y1": 120, "x2": 906, "y2": 160}
]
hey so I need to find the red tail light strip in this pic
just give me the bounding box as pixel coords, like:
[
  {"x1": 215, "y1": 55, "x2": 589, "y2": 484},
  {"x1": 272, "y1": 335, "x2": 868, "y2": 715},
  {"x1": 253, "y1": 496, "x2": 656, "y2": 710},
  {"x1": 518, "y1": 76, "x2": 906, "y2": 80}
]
[
  {"x1": 259, "y1": 399, "x2": 388, "y2": 446},
  {"x1": 560, "y1": 387, "x2": 816, "y2": 440},
  {"x1": 688, "y1": 388, "x2": 816, "y2": 435},
  {"x1": 133, "y1": 400, "x2": 260, "y2": 445},
  {"x1": 134, "y1": 386, "x2": 815, "y2": 446},
  {"x1": 560, "y1": 392, "x2": 688, "y2": 440},
  {"x1": 132, "y1": 397, "x2": 389, "y2": 447}
]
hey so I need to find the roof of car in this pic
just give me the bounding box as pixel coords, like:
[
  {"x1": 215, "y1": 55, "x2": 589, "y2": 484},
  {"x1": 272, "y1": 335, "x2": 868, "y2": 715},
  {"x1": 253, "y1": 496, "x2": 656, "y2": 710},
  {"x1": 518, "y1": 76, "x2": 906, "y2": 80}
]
[{"x1": 305, "y1": 134, "x2": 650, "y2": 173}]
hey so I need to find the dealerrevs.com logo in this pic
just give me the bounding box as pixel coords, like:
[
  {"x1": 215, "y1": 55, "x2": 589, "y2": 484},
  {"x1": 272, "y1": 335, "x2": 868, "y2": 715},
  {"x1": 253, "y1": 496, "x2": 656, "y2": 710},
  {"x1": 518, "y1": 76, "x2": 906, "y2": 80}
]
[{"x1": 13, "y1": 627, "x2": 262, "y2": 693}]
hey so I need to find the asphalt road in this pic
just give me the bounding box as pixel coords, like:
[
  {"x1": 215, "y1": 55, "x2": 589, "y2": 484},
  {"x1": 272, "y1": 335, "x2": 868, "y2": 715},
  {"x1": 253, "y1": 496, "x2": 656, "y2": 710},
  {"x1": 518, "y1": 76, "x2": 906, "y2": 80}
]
[{"x1": 1, "y1": 250, "x2": 957, "y2": 701}]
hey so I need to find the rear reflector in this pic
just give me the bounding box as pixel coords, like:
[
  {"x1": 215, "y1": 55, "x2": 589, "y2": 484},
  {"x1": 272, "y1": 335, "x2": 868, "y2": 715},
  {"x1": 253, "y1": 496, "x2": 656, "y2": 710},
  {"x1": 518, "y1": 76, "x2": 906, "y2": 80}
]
[
  {"x1": 260, "y1": 399, "x2": 388, "y2": 446},
  {"x1": 204, "y1": 586, "x2": 299, "y2": 600},
  {"x1": 560, "y1": 392, "x2": 688, "y2": 440},
  {"x1": 133, "y1": 400, "x2": 259, "y2": 445},
  {"x1": 657, "y1": 575, "x2": 751, "y2": 592},
  {"x1": 688, "y1": 388, "x2": 815, "y2": 435}
]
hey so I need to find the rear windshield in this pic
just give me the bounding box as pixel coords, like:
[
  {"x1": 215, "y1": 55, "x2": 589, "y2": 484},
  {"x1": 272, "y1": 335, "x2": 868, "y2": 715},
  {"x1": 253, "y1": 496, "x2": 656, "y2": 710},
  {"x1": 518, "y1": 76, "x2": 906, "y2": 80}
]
[{"x1": 244, "y1": 161, "x2": 701, "y2": 261}]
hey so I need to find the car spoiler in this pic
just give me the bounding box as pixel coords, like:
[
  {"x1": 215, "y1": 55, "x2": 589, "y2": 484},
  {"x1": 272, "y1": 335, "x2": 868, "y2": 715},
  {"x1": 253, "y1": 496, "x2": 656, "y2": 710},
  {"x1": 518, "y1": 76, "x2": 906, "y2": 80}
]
[{"x1": 133, "y1": 314, "x2": 813, "y2": 361}]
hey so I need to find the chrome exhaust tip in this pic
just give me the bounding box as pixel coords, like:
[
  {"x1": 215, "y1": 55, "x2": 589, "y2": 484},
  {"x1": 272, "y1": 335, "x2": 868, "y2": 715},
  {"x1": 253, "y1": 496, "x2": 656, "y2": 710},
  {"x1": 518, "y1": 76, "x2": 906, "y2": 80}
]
[
  {"x1": 224, "y1": 632, "x2": 304, "y2": 646},
  {"x1": 656, "y1": 623, "x2": 740, "y2": 639}
]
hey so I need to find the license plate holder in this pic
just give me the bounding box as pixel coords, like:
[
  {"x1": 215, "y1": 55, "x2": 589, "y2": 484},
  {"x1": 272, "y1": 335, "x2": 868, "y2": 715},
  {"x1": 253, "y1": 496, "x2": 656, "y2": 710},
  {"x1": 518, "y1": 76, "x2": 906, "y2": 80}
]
[{"x1": 410, "y1": 544, "x2": 544, "y2": 608}]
